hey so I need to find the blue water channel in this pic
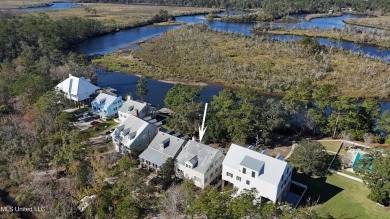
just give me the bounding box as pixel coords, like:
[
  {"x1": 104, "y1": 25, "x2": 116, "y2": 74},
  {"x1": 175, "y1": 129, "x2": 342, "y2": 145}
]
[{"x1": 2, "y1": 2, "x2": 80, "y2": 11}]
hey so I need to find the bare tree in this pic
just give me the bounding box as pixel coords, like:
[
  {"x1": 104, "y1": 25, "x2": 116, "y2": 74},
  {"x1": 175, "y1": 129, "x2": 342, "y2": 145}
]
[
  {"x1": 160, "y1": 184, "x2": 184, "y2": 219},
  {"x1": 363, "y1": 133, "x2": 374, "y2": 148}
]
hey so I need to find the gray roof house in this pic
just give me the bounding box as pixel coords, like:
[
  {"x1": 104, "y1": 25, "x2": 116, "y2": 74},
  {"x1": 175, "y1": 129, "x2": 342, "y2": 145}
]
[
  {"x1": 176, "y1": 140, "x2": 225, "y2": 189},
  {"x1": 139, "y1": 131, "x2": 187, "y2": 172},
  {"x1": 118, "y1": 97, "x2": 154, "y2": 123},
  {"x1": 111, "y1": 114, "x2": 158, "y2": 154},
  {"x1": 222, "y1": 144, "x2": 293, "y2": 203}
]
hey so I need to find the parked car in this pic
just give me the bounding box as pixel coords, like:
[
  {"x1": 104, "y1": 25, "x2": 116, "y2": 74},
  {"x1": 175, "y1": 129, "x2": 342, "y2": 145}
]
[
  {"x1": 90, "y1": 121, "x2": 100, "y2": 126},
  {"x1": 83, "y1": 117, "x2": 93, "y2": 122}
]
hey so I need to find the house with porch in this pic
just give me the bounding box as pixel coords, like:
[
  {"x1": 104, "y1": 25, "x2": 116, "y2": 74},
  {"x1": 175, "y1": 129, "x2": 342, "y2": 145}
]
[
  {"x1": 139, "y1": 131, "x2": 187, "y2": 172},
  {"x1": 91, "y1": 93, "x2": 123, "y2": 120},
  {"x1": 176, "y1": 140, "x2": 225, "y2": 189},
  {"x1": 118, "y1": 97, "x2": 155, "y2": 123},
  {"x1": 222, "y1": 144, "x2": 292, "y2": 203},
  {"x1": 55, "y1": 74, "x2": 100, "y2": 105},
  {"x1": 111, "y1": 114, "x2": 158, "y2": 154}
]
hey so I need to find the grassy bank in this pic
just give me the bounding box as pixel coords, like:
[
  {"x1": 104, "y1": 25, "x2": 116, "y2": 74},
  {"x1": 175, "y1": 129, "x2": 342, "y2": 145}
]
[
  {"x1": 94, "y1": 25, "x2": 390, "y2": 98},
  {"x1": 305, "y1": 12, "x2": 342, "y2": 21},
  {"x1": 0, "y1": 0, "x2": 53, "y2": 9},
  {"x1": 253, "y1": 27, "x2": 390, "y2": 49},
  {"x1": 344, "y1": 16, "x2": 390, "y2": 30},
  {"x1": 21, "y1": 3, "x2": 217, "y2": 29},
  {"x1": 294, "y1": 172, "x2": 389, "y2": 218}
]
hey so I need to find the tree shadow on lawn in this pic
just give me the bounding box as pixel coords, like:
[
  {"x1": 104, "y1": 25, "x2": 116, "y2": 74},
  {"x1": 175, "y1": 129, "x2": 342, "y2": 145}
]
[{"x1": 292, "y1": 171, "x2": 343, "y2": 206}]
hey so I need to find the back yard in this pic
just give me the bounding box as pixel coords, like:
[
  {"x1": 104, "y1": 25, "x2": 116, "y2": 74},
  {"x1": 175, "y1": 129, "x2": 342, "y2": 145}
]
[{"x1": 293, "y1": 172, "x2": 389, "y2": 218}]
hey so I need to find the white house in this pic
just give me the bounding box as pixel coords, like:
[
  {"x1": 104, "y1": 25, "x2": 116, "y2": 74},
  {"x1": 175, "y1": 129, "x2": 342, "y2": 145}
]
[
  {"x1": 56, "y1": 74, "x2": 100, "y2": 102},
  {"x1": 111, "y1": 114, "x2": 158, "y2": 154},
  {"x1": 139, "y1": 131, "x2": 187, "y2": 172},
  {"x1": 222, "y1": 144, "x2": 292, "y2": 203},
  {"x1": 176, "y1": 140, "x2": 225, "y2": 189},
  {"x1": 118, "y1": 97, "x2": 154, "y2": 123},
  {"x1": 91, "y1": 93, "x2": 124, "y2": 120}
]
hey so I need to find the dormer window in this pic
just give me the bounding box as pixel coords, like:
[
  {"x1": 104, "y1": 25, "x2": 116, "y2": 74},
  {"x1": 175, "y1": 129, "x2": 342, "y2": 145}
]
[
  {"x1": 128, "y1": 105, "x2": 134, "y2": 112},
  {"x1": 185, "y1": 155, "x2": 198, "y2": 169},
  {"x1": 159, "y1": 138, "x2": 170, "y2": 149}
]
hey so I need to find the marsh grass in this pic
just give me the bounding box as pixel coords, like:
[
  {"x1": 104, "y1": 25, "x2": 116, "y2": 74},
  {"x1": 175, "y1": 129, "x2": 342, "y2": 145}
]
[
  {"x1": 20, "y1": 3, "x2": 216, "y2": 29},
  {"x1": 95, "y1": 25, "x2": 390, "y2": 98},
  {"x1": 0, "y1": 0, "x2": 53, "y2": 9},
  {"x1": 253, "y1": 26, "x2": 390, "y2": 49},
  {"x1": 305, "y1": 13, "x2": 343, "y2": 21},
  {"x1": 345, "y1": 16, "x2": 390, "y2": 30}
]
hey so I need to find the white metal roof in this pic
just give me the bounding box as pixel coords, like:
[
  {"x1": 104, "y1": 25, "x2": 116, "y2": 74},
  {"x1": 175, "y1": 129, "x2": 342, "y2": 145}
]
[
  {"x1": 56, "y1": 74, "x2": 100, "y2": 101},
  {"x1": 223, "y1": 144, "x2": 290, "y2": 185}
]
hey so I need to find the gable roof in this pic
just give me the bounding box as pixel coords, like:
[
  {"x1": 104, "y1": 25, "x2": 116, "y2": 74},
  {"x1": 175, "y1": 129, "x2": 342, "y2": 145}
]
[
  {"x1": 113, "y1": 114, "x2": 156, "y2": 147},
  {"x1": 223, "y1": 144, "x2": 290, "y2": 185},
  {"x1": 176, "y1": 140, "x2": 223, "y2": 174},
  {"x1": 92, "y1": 93, "x2": 120, "y2": 109},
  {"x1": 139, "y1": 131, "x2": 187, "y2": 166},
  {"x1": 56, "y1": 74, "x2": 100, "y2": 100},
  {"x1": 119, "y1": 99, "x2": 148, "y2": 115}
]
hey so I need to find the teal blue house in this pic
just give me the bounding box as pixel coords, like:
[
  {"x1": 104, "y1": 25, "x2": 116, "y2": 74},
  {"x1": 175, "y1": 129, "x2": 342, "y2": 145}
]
[{"x1": 92, "y1": 93, "x2": 124, "y2": 120}]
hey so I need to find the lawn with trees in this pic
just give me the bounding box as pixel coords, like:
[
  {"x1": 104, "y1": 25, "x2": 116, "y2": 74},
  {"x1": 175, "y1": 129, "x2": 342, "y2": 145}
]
[{"x1": 289, "y1": 140, "x2": 329, "y2": 176}]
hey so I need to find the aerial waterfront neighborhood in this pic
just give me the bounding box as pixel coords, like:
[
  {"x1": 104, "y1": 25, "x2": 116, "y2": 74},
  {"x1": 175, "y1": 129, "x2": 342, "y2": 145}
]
[{"x1": 0, "y1": 1, "x2": 389, "y2": 219}]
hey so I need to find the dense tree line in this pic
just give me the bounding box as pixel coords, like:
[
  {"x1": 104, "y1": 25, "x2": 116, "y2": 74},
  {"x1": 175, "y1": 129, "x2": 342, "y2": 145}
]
[
  {"x1": 163, "y1": 83, "x2": 390, "y2": 146},
  {"x1": 77, "y1": 0, "x2": 390, "y2": 14},
  {"x1": 0, "y1": 15, "x2": 112, "y2": 218}
]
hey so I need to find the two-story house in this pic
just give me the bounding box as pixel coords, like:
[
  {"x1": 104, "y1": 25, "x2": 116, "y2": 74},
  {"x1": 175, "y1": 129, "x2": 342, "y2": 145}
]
[
  {"x1": 91, "y1": 93, "x2": 124, "y2": 120},
  {"x1": 139, "y1": 131, "x2": 187, "y2": 173},
  {"x1": 56, "y1": 74, "x2": 99, "y2": 103},
  {"x1": 222, "y1": 144, "x2": 292, "y2": 203},
  {"x1": 111, "y1": 114, "x2": 158, "y2": 154},
  {"x1": 118, "y1": 97, "x2": 155, "y2": 123},
  {"x1": 176, "y1": 140, "x2": 225, "y2": 189}
]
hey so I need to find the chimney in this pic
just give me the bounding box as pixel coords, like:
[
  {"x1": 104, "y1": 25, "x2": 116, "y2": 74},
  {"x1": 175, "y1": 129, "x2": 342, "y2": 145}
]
[
  {"x1": 135, "y1": 109, "x2": 139, "y2": 117},
  {"x1": 127, "y1": 95, "x2": 132, "y2": 100}
]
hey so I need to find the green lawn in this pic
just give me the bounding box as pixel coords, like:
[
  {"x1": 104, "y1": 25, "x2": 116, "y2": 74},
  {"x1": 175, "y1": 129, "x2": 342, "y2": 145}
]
[
  {"x1": 319, "y1": 141, "x2": 345, "y2": 155},
  {"x1": 340, "y1": 169, "x2": 363, "y2": 179},
  {"x1": 293, "y1": 172, "x2": 389, "y2": 218}
]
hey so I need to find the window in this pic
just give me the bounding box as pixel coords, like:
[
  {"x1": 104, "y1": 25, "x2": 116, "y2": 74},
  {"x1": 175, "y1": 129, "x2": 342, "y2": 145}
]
[
  {"x1": 246, "y1": 180, "x2": 250, "y2": 185},
  {"x1": 243, "y1": 168, "x2": 246, "y2": 174},
  {"x1": 205, "y1": 177, "x2": 208, "y2": 183},
  {"x1": 236, "y1": 176, "x2": 241, "y2": 181},
  {"x1": 226, "y1": 172, "x2": 233, "y2": 178},
  {"x1": 252, "y1": 171, "x2": 256, "y2": 178}
]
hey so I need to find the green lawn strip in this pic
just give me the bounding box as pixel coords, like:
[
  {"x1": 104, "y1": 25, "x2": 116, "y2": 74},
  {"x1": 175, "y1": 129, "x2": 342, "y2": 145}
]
[
  {"x1": 319, "y1": 141, "x2": 342, "y2": 153},
  {"x1": 339, "y1": 169, "x2": 363, "y2": 179},
  {"x1": 293, "y1": 172, "x2": 389, "y2": 218}
]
